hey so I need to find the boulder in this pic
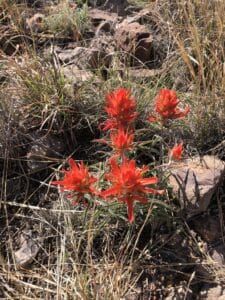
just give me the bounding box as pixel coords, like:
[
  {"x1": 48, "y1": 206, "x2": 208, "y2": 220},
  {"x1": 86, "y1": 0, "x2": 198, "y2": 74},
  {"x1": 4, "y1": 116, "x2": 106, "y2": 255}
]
[
  {"x1": 168, "y1": 155, "x2": 225, "y2": 217},
  {"x1": 114, "y1": 20, "x2": 153, "y2": 65}
]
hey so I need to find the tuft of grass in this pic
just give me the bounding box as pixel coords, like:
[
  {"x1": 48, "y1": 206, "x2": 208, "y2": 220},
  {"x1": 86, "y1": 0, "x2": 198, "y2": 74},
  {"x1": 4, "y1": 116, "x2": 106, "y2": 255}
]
[
  {"x1": 46, "y1": 2, "x2": 90, "y2": 39},
  {"x1": 154, "y1": 0, "x2": 225, "y2": 151}
]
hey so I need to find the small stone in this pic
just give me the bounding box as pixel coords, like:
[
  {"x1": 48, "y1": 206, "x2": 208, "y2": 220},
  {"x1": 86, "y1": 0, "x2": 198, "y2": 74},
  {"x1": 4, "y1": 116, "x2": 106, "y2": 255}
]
[{"x1": 14, "y1": 230, "x2": 41, "y2": 268}]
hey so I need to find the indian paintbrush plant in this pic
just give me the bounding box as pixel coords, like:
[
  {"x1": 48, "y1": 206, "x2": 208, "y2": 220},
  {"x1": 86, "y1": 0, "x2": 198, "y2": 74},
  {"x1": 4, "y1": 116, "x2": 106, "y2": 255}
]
[{"x1": 51, "y1": 87, "x2": 189, "y2": 223}]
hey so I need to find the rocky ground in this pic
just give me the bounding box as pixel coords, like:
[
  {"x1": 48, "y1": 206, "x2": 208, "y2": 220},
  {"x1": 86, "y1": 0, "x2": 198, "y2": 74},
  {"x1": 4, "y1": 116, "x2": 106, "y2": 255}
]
[{"x1": 0, "y1": 0, "x2": 225, "y2": 299}]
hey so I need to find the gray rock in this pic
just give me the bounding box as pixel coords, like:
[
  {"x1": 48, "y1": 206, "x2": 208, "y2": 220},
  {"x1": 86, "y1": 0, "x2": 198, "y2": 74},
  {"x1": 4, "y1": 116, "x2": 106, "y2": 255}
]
[
  {"x1": 62, "y1": 65, "x2": 95, "y2": 93},
  {"x1": 27, "y1": 134, "x2": 64, "y2": 171},
  {"x1": 168, "y1": 155, "x2": 225, "y2": 217},
  {"x1": 58, "y1": 46, "x2": 110, "y2": 69},
  {"x1": 210, "y1": 243, "x2": 225, "y2": 265},
  {"x1": 14, "y1": 230, "x2": 41, "y2": 268}
]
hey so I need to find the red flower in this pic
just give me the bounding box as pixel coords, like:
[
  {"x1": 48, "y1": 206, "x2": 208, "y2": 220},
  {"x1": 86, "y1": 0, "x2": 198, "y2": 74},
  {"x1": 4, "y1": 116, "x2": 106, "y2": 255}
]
[
  {"x1": 170, "y1": 143, "x2": 183, "y2": 160},
  {"x1": 51, "y1": 159, "x2": 97, "y2": 201},
  {"x1": 101, "y1": 158, "x2": 164, "y2": 223},
  {"x1": 100, "y1": 88, "x2": 138, "y2": 131},
  {"x1": 97, "y1": 128, "x2": 135, "y2": 156},
  {"x1": 148, "y1": 89, "x2": 190, "y2": 123}
]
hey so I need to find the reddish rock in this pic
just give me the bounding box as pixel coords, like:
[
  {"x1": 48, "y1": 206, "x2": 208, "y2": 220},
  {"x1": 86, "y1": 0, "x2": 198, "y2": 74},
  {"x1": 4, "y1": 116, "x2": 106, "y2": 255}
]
[
  {"x1": 89, "y1": 8, "x2": 119, "y2": 26},
  {"x1": 114, "y1": 20, "x2": 153, "y2": 65}
]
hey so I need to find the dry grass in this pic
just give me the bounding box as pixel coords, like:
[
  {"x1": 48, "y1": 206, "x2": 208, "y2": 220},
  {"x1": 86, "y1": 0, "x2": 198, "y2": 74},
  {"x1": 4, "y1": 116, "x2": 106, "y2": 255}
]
[
  {"x1": 45, "y1": 1, "x2": 90, "y2": 38},
  {"x1": 159, "y1": 0, "x2": 225, "y2": 149},
  {"x1": 0, "y1": 0, "x2": 225, "y2": 298}
]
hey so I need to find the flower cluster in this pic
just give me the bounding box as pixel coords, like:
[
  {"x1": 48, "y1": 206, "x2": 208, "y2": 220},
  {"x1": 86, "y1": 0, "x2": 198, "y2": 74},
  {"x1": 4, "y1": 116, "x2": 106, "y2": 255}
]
[
  {"x1": 97, "y1": 128, "x2": 135, "y2": 157},
  {"x1": 101, "y1": 157, "x2": 163, "y2": 223},
  {"x1": 170, "y1": 143, "x2": 184, "y2": 161},
  {"x1": 100, "y1": 88, "x2": 138, "y2": 131},
  {"x1": 148, "y1": 88, "x2": 190, "y2": 125},
  {"x1": 51, "y1": 159, "x2": 97, "y2": 205},
  {"x1": 51, "y1": 87, "x2": 189, "y2": 222}
]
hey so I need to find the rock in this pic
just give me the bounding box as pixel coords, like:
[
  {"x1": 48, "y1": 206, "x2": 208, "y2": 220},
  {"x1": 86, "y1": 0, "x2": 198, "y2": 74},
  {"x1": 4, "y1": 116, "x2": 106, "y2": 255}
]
[
  {"x1": 124, "y1": 8, "x2": 153, "y2": 24},
  {"x1": 89, "y1": 8, "x2": 119, "y2": 26},
  {"x1": 169, "y1": 155, "x2": 225, "y2": 217},
  {"x1": 103, "y1": 0, "x2": 129, "y2": 16},
  {"x1": 27, "y1": 134, "x2": 64, "y2": 171},
  {"x1": 89, "y1": 9, "x2": 119, "y2": 34},
  {"x1": 90, "y1": 35, "x2": 115, "y2": 57},
  {"x1": 62, "y1": 65, "x2": 94, "y2": 92},
  {"x1": 57, "y1": 46, "x2": 110, "y2": 69},
  {"x1": 95, "y1": 20, "x2": 115, "y2": 34},
  {"x1": 14, "y1": 230, "x2": 41, "y2": 268},
  {"x1": 114, "y1": 21, "x2": 153, "y2": 66},
  {"x1": 189, "y1": 215, "x2": 221, "y2": 242},
  {"x1": 209, "y1": 242, "x2": 225, "y2": 265},
  {"x1": 199, "y1": 284, "x2": 225, "y2": 299}
]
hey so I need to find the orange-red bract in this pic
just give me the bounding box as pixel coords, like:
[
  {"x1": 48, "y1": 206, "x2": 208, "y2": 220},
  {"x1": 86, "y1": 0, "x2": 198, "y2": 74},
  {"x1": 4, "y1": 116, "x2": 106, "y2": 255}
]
[
  {"x1": 100, "y1": 88, "x2": 138, "y2": 131},
  {"x1": 101, "y1": 157, "x2": 164, "y2": 223},
  {"x1": 110, "y1": 129, "x2": 134, "y2": 155},
  {"x1": 170, "y1": 143, "x2": 184, "y2": 160},
  {"x1": 51, "y1": 159, "x2": 97, "y2": 199},
  {"x1": 97, "y1": 128, "x2": 135, "y2": 156},
  {"x1": 148, "y1": 89, "x2": 190, "y2": 123}
]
